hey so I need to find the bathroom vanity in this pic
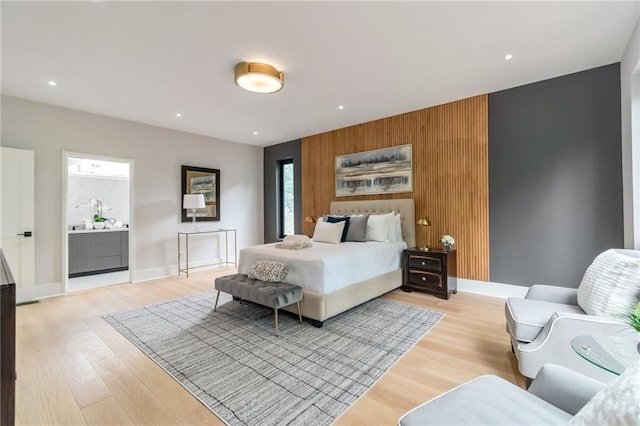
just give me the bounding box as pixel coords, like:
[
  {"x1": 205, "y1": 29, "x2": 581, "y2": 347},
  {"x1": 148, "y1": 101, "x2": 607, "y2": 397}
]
[{"x1": 68, "y1": 228, "x2": 129, "y2": 278}]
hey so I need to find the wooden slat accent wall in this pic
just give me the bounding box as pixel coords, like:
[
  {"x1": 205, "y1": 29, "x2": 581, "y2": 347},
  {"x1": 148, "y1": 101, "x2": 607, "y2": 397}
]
[{"x1": 301, "y1": 95, "x2": 489, "y2": 281}]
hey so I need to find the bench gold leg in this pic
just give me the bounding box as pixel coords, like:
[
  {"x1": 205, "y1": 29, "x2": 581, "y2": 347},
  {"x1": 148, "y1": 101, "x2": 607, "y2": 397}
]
[
  {"x1": 274, "y1": 308, "x2": 279, "y2": 337},
  {"x1": 296, "y1": 301, "x2": 302, "y2": 323},
  {"x1": 214, "y1": 290, "x2": 220, "y2": 311}
]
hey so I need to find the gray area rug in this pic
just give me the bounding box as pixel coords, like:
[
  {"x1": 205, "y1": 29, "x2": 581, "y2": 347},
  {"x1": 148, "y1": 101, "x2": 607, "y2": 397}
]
[{"x1": 104, "y1": 292, "x2": 444, "y2": 426}]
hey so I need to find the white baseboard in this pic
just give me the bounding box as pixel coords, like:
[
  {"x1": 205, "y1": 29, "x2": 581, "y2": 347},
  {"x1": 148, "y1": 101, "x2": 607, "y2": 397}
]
[
  {"x1": 457, "y1": 278, "x2": 528, "y2": 299},
  {"x1": 67, "y1": 271, "x2": 130, "y2": 292},
  {"x1": 132, "y1": 258, "x2": 233, "y2": 283},
  {"x1": 132, "y1": 265, "x2": 175, "y2": 283},
  {"x1": 35, "y1": 282, "x2": 64, "y2": 300}
]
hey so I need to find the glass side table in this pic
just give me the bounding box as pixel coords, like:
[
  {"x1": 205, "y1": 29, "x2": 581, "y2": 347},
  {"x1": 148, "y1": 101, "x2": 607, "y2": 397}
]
[{"x1": 571, "y1": 334, "x2": 640, "y2": 375}]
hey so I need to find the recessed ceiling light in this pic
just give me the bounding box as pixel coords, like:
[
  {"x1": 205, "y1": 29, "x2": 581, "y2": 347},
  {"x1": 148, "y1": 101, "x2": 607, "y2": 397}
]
[
  {"x1": 338, "y1": 105, "x2": 344, "y2": 110},
  {"x1": 176, "y1": 113, "x2": 182, "y2": 118},
  {"x1": 504, "y1": 54, "x2": 513, "y2": 61},
  {"x1": 48, "y1": 81, "x2": 57, "y2": 86},
  {"x1": 253, "y1": 131, "x2": 258, "y2": 136}
]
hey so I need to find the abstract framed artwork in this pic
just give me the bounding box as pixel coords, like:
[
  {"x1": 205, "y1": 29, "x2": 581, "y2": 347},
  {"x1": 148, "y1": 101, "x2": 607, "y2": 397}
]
[
  {"x1": 335, "y1": 144, "x2": 413, "y2": 196},
  {"x1": 181, "y1": 165, "x2": 220, "y2": 222}
]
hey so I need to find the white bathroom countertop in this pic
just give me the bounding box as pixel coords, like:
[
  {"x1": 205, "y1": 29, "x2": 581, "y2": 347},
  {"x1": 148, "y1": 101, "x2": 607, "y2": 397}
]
[{"x1": 68, "y1": 227, "x2": 129, "y2": 234}]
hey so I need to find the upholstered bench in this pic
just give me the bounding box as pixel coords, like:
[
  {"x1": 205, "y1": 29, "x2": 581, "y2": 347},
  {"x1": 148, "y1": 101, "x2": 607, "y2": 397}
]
[{"x1": 214, "y1": 273, "x2": 303, "y2": 336}]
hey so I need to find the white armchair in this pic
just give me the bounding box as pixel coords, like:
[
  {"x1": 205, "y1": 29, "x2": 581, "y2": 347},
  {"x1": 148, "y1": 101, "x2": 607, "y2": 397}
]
[
  {"x1": 505, "y1": 249, "x2": 640, "y2": 382},
  {"x1": 398, "y1": 361, "x2": 640, "y2": 426}
]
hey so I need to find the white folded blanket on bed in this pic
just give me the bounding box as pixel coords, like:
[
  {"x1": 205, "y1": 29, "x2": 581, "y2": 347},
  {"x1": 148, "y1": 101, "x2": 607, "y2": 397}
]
[
  {"x1": 284, "y1": 235, "x2": 311, "y2": 244},
  {"x1": 276, "y1": 235, "x2": 312, "y2": 250}
]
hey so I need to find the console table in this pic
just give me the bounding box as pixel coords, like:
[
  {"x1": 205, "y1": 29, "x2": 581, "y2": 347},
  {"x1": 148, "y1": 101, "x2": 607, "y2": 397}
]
[{"x1": 177, "y1": 229, "x2": 237, "y2": 278}]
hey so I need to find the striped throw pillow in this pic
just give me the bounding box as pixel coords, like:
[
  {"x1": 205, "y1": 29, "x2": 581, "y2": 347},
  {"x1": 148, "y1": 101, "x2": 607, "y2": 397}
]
[{"x1": 577, "y1": 249, "x2": 640, "y2": 317}]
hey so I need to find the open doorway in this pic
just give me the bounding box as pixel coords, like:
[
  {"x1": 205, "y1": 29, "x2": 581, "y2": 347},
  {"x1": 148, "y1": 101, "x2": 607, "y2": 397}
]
[{"x1": 62, "y1": 152, "x2": 134, "y2": 292}]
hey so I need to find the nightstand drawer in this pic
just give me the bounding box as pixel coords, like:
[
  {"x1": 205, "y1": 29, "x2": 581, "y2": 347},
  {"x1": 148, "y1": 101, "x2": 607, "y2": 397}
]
[
  {"x1": 407, "y1": 270, "x2": 443, "y2": 288},
  {"x1": 408, "y1": 255, "x2": 442, "y2": 272}
]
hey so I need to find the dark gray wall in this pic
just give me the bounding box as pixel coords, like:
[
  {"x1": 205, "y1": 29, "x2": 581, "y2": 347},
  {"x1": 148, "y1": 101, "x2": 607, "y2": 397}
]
[
  {"x1": 263, "y1": 139, "x2": 302, "y2": 243},
  {"x1": 489, "y1": 63, "x2": 623, "y2": 287}
]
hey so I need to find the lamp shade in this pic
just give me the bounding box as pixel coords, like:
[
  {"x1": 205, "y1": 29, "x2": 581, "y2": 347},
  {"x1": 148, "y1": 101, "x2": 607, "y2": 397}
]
[
  {"x1": 417, "y1": 217, "x2": 432, "y2": 226},
  {"x1": 183, "y1": 194, "x2": 205, "y2": 209},
  {"x1": 304, "y1": 215, "x2": 318, "y2": 223}
]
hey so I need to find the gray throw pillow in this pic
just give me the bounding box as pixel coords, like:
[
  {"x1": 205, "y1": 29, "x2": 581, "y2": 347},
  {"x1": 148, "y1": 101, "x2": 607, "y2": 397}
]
[{"x1": 346, "y1": 214, "x2": 369, "y2": 242}]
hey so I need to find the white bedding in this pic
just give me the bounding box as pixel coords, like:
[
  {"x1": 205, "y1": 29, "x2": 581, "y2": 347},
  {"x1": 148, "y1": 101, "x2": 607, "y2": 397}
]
[{"x1": 238, "y1": 241, "x2": 406, "y2": 294}]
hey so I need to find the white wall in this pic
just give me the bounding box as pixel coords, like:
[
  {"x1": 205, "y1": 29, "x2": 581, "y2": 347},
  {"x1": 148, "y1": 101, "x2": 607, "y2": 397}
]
[
  {"x1": 621, "y1": 12, "x2": 640, "y2": 249},
  {"x1": 68, "y1": 175, "x2": 130, "y2": 226},
  {"x1": 1, "y1": 95, "x2": 264, "y2": 297}
]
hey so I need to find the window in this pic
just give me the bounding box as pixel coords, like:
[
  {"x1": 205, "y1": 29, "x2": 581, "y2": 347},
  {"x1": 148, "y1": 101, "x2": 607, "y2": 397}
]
[{"x1": 279, "y1": 159, "x2": 295, "y2": 237}]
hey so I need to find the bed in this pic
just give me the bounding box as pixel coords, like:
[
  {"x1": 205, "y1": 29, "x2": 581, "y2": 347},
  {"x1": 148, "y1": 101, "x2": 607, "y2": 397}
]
[{"x1": 238, "y1": 198, "x2": 415, "y2": 326}]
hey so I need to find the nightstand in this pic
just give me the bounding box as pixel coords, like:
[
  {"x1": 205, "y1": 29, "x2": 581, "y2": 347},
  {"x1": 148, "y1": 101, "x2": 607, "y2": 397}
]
[{"x1": 402, "y1": 248, "x2": 457, "y2": 299}]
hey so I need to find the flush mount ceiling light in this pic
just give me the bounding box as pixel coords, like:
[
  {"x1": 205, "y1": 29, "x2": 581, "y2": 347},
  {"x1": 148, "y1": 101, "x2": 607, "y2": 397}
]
[{"x1": 234, "y1": 62, "x2": 284, "y2": 94}]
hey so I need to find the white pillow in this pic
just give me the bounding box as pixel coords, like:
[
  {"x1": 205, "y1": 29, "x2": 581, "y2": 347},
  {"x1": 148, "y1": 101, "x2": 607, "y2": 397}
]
[
  {"x1": 394, "y1": 212, "x2": 403, "y2": 242},
  {"x1": 577, "y1": 249, "x2": 640, "y2": 316},
  {"x1": 569, "y1": 359, "x2": 640, "y2": 426},
  {"x1": 312, "y1": 220, "x2": 345, "y2": 244},
  {"x1": 384, "y1": 212, "x2": 398, "y2": 242},
  {"x1": 366, "y1": 213, "x2": 390, "y2": 242}
]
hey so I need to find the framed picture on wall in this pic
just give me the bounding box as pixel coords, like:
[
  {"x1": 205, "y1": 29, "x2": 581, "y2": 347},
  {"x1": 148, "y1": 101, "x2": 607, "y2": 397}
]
[
  {"x1": 335, "y1": 144, "x2": 413, "y2": 196},
  {"x1": 181, "y1": 165, "x2": 220, "y2": 222}
]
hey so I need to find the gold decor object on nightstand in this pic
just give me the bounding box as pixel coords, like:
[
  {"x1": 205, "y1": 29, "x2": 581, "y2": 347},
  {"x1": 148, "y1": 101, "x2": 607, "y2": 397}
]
[{"x1": 416, "y1": 217, "x2": 432, "y2": 251}]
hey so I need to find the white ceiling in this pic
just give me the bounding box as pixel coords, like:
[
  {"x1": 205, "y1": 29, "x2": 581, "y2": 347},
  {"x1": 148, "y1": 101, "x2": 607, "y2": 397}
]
[{"x1": 2, "y1": 1, "x2": 638, "y2": 147}]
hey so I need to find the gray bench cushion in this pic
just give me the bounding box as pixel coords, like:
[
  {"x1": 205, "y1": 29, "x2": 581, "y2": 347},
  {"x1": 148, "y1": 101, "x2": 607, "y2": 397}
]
[
  {"x1": 215, "y1": 273, "x2": 302, "y2": 309},
  {"x1": 505, "y1": 297, "x2": 585, "y2": 342},
  {"x1": 398, "y1": 375, "x2": 572, "y2": 426}
]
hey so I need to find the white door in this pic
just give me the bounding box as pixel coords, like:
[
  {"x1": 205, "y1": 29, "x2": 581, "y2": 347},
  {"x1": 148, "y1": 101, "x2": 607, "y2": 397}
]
[{"x1": 1, "y1": 147, "x2": 36, "y2": 303}]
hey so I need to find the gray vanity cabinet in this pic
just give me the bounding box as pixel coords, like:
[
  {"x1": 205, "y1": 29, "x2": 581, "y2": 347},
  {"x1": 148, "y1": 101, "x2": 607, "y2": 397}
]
[{"x1": 69, "y1": 230, "x2": 129, "y2": 277}]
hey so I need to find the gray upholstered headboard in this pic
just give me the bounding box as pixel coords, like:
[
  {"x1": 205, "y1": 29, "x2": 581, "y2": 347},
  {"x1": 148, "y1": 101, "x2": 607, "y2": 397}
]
[{"x1": 330, "y1": 198, "x2": 416, "y2": 248}]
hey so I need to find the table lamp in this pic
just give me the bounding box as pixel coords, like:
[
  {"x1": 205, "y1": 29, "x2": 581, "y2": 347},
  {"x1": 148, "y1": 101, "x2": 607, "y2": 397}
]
[
  {"x1": 304, "y1": 216, "x2": 318, "y2": 237},
  {"x1": 183, "y1": 194, "x2": 205, "y2": 231},
  {"x1": 416, "y1": 217, "x2": 432, "y2": 250}
]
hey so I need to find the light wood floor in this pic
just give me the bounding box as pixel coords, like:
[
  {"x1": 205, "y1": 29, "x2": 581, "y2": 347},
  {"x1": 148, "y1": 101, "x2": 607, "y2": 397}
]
[{"x1": 15, "y1": 268, "x2": 524, "y2": 425}]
